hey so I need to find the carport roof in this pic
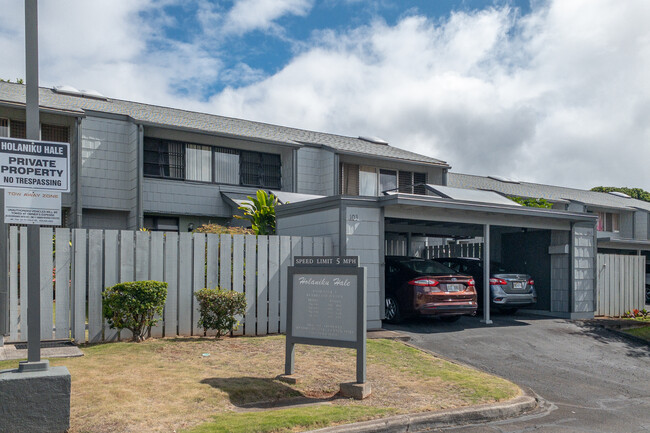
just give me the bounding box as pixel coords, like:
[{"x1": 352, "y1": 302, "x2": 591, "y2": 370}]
[
  {"x1": 275, "y1": 193, "x2": 597, "y2": 226},
  {"x1": 449, "y1": 172, "x2": 650, "y2": 212}
]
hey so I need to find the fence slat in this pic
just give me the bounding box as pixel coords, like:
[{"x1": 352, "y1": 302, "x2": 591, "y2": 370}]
[
  {"x1": 302, "y1": 237, "x2": 313, "y2": 256},
  {"x1": 104, "y1": 230, "x2": 119, "y2": 341},
  {"x1": 72, "y1": 229, "x2": 86, "y2": 343},
  {"x1": 87, "y1": 230, "x2": 103, "y2": 343},
  {"x1": 268, "y1": 236, "x2": 280, "y2": 334},
  {"x1": 192, "y1": 233, "x2": 206, "y2": 336},
  {"x1": 163, "y1": 232, "x2": 179, "y2": 337},
  {"x1": 135, "y1": 231, "x2": 150, "y2": 281},
  {"x1": 150, "y1": 232, "x2": 164, "y2": 338},
  {"x1": 232, "y1": 235, "x2": 244, "y2": 336},
  {"x1": 177, "y1": 233, "x2": 193, "y2": 336},
  {"x1": 54, "y1": 228, "x2": 71, "y2": 340},
  {"x1": 257, "y1": 236, "x2": 269, "y2": 335},
  {"x1": 324, "y1": 237, "x2": 333, "y2": 255},
  {"x1": 313, "y1": 237, "x2": 324, "y2": 256},
  {"x1": 220, "y1": 235, "x2": 232, "y2": 290},
  {"x1": 244, "y1": 235, "x2": 257, "y2": 336},
  {"x1": 40, "y1": 228, "x2": 54, "y2": 340},
  {"x1": 19, "y1": 227, "x2": 27, "y2": 341},
  {"x1": 119, "y1": 231, "x2": 134, "y2": 340},
  {"x1": 9, "y1": 227, "x2": 18, "y2": 341},
  {"x1": 279, "y1": 236, "x2": 291, "y2": 333},
  {"x1": 206, "y1": 234, "x2": 219, "y2": 290}
]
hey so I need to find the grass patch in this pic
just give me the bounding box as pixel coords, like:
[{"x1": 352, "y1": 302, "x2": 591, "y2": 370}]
[
  {"x1": 622, "y1": 325, "x2": 650, "y2": 342},
  {"x1": 187, "y1": 406, "x2": 390, "y2": 433},
  {"x1": 0, "y1": 336, "x2": 519, "y2": 433}
]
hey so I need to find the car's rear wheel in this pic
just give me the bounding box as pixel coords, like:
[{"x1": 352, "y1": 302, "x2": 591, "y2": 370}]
[
  {"x1": 384, "y1": 296, "x2": 401, "y2": 323},
  {"x1": 440, "y1": 315, "x2": 461, "y2": 323}
]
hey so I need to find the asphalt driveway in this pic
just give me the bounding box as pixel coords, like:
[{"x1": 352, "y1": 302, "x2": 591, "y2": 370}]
[{"x1": 385, "y1": 313, "x2": 650, "y2": 433}]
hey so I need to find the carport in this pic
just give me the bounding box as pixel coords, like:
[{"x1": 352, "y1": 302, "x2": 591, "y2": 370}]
[{"x1": 276, "y1": 191, "x2": 598, "y2": 330}]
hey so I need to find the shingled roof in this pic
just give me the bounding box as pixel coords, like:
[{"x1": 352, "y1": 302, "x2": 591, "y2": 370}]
[
  {"x1": 0, "y1": 82, "x2": 448, "y2": 167},
  {"x1": 448, "y1": 172, "x2": 650, "y2": 212}
]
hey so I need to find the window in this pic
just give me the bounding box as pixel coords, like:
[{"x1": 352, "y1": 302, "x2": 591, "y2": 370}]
[
  {"x1": 240, "y1": 151, "x2": 281, "y2": 188},
  {"x1": 597, "y1": 212, "x2": 620, "y2": 232},
  {"x1": 340, "y1": 163, "x2": 359, "y2": 195},
  {"x1": 143, "y1": 137, "x2": 281, "y2": 188},
  {"x1": 144, "y1": 138, "x2": 184, "y2": 179},
  {"x1": 41, "y1": 124, "x2": 69, "y2": 143},
  {"x1": 9, "y1": 120, "x2": 25, "y2": 138},
  {"x1": 185, "y1": 144, "x2": 212, "y2": 182},
  {"x1": 340, "y1": 163, "x2": 427, "y2": 196},
  {"x1": 379, "y1": 169, "x2": 397, "y2": 194},
  {"x1": 359, "y1": 167, "x2": 377, "y2": 196},
  {"x1": 0, "y1": 118, "x2": 8, "y2": 137},
  {"x1": 214, "y1": 147, "x2": 239, "y2": 184}
]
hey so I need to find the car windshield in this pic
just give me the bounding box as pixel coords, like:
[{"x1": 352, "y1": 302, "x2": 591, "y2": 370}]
[{"x1": 399, "y1": 259, "x2": 457, "y2": 275}]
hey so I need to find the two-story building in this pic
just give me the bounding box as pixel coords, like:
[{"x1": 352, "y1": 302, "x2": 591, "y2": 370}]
[{"x1": 4, "y1": 81, "x2": 638, "y2": 327}]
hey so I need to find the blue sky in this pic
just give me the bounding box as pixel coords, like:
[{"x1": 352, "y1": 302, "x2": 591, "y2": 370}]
[{"x1": 0, "y1": 0, "x2": 649, "y2": 190}]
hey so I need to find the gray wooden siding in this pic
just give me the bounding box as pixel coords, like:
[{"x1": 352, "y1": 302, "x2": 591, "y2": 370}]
[
  {"x1": 549, "y1": 230, "x2": 571, "y2": 313},
  {"x1": 81, "y1": 116, "x2": 138, "y2": 212},
  {"x1": 297, "y1": 147, "x2": 336, "y2": 195},
  {"x1": 573, "y1": 225, "x2": 595, "y2": 313}
]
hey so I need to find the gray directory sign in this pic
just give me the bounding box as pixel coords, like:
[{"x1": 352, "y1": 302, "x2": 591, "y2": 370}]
[{"x1": 285, "y1": 256, "x2": 367, "y2": 384}]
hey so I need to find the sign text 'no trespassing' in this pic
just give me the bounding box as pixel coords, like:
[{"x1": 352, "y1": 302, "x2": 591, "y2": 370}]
[{"x1": 0, "y1": 137, "x2": 70, "y2": 192}]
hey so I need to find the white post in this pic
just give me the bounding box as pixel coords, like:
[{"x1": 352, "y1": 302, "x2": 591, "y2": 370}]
[{"x1": 481, "y1": 224, "x2": 493, "y2": 325}]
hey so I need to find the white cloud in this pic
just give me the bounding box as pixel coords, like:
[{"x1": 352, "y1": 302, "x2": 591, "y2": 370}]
[
  {"x1": 223, "y1": 0, "x2": 314, "y2": 35},
  {"x1": 1, "y1": 0, "x2": 649, "y2": 190},
  {"x1": 208, "y1": 1, "x2": 650, "y2": 190}
]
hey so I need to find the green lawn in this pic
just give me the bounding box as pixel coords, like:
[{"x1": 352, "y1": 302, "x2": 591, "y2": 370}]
[
  {"x1": 0, "y1": 336, "x2": 520, "y2": 433},
  {"x1": 622, "y1": 325, "x2": 650, "y2": 342}
]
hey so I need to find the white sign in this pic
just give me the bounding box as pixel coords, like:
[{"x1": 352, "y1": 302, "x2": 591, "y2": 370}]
[
  {"x1": 0, "y1": 137, "x2": 70, "y2": 192},
  {"x1": 4, "y1": 189, "x2": 61, "y2": 225}
]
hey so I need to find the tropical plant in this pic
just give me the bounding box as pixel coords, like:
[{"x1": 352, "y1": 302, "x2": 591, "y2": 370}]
[
  {"x1": 102, "y1": 281, "x2": 168, "y2": 342},
  {"x1": 508, "y1": 196, "x2": 554, "y2": 209},
  {"x1": 194, "y1": 287, "x2": 247, "y2": 338},
  {"x1": 235, "y1": 190, "x2": 278, "y2": 235}
]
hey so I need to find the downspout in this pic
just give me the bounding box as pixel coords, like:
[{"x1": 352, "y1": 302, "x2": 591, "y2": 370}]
[
  {"x1": 137, "y1": 124, "x2": 144, "y2": 229},
  {"x1": 75, "y1": 117, "x2": 83, "y2": 228},
  {"x1": 333, "y1": 153, "x2": 340, "y2": 195},
  {"x1": 292, "y1": 148, "x2": 298, "y2": 193},
  {"x1": 442, "y1": 168, "x2": 448, "y2": 186},
  {"x1": 569, "y1": 221, "x2": 575, "y2": 314}
]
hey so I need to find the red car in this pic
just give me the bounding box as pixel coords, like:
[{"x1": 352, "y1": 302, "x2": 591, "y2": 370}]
[{"x1": 384, "y1": 256, "x2": 477, "y2": 323}]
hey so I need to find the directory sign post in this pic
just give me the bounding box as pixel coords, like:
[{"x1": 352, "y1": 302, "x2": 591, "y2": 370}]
[{"x1": 285, "y1": 256, "x2": 367, "y2": 384}]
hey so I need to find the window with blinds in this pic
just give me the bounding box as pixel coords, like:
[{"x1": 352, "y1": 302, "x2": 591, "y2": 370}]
[
  {"x1": 185, "y1": 144, "x2": 212, "y2": 182},
  {"x1": 0, "y1": 118, "x2": 8, "y2": 137},
  {"x1": 143, "y1": 137, "x2": 281, "y2": 188},
  {"x1": 214, "y1": 147, "x2": 239, "y2": 184},
  {"x1": 340, "y1": 163, "x2": 428, "y2": 196}
]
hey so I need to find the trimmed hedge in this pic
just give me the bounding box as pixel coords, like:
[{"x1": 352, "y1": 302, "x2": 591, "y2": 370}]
[
  {"x1": 195, "y1": 287, "x2": 246, "y2": 338},
  {"x1": 103, "y1": 280, "x2": 167, "y2": 342}
]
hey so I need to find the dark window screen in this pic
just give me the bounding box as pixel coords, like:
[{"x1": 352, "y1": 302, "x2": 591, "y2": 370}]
[
  {"x1": 10, "y1": 120, "x2": 26, "y2": 138},
  {"x1": 240, "y1": 151, "x2": 281, "y2": 188},
  {"x1": 42, "y1": 124, "x2": 69, "y2": 143},
  {"x1": 144, "y1": 138, "x2": 184, "y2": 179}
]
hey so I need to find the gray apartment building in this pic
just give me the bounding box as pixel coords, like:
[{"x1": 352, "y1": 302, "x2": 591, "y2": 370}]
[{"x1": 1, "y1": 81, "x2": 648, "y2": 326}]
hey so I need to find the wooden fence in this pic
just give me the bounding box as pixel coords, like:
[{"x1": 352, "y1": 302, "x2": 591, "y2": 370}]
[
  {"x1": 425, "y1": 243, "x2": 483, "y2": 260},
  {"x1": 6, "y1": 228, "x2": 332, "y2": 343},
  {"x1": 596, "y1": 254, "x2": 646, "y2": 317}
]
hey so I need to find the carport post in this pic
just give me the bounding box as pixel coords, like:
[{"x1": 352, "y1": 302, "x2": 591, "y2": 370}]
[{"x1": 481, "y1": 224, "x2": 493, "y2": 325}]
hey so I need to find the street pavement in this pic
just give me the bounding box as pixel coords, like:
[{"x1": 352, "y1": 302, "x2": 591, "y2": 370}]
[{"x1": 385, "y1": 313, "x2": 650, "y2": 433}]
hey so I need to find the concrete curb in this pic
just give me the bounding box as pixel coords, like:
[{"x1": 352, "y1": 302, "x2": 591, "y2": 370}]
[{"x1": 309, "y1": 393, "x2": 537, "y2": 433}]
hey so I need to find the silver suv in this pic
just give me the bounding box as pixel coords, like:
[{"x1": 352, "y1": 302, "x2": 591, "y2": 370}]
[{"x1": 432, "y1": 257, "x2": 537, "y2": 314}]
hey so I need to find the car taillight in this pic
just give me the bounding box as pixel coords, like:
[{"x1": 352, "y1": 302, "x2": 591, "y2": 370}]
[
  {"x1": 489, "y1": 278, "x2": 507, "y2": 285},
  {"x1": 467, "y1": 279, "x2": 475, "y2": 287},
  {"x1": 527, "y1": 279, "x2": 534, "y2": 285},
  {"x1": 409, "y1": 277, "x2": 441, "y2": 293}
]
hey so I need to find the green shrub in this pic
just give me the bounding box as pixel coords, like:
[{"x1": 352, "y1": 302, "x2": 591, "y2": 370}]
[
  {"x1": 235, "y1": 190, "x2": 278, "y2": 235},
  {"x1": 103, "y1": 280, "x2": 167, "y2": 342},
  {"x1": 193, "y1": 223, "x2": 253, "y2": 235},
  {"x1": 195, "y1": 287, "x2": 247, "y2": 338}
]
